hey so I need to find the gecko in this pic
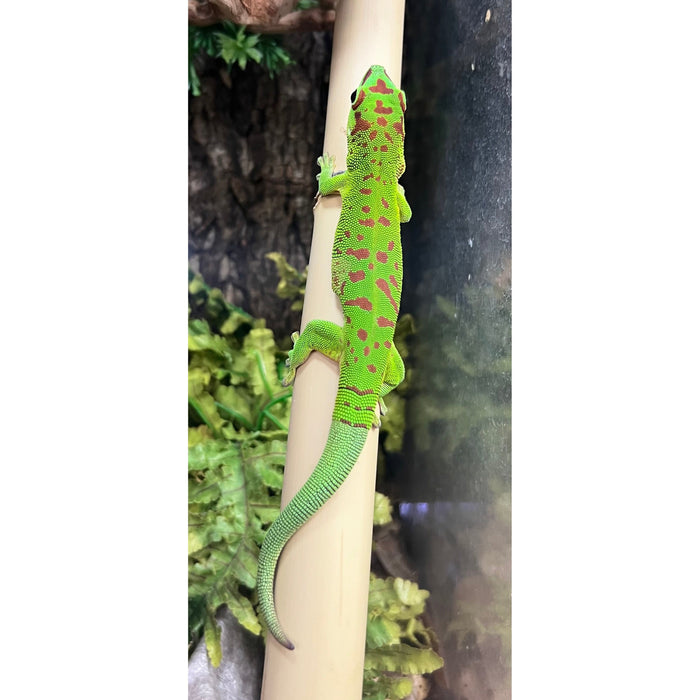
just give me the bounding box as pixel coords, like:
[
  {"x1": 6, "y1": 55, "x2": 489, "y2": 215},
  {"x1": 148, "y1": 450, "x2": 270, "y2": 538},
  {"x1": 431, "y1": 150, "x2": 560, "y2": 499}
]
[{"x1": 256, "y1": 65, "x2": 411, "y2": 650}]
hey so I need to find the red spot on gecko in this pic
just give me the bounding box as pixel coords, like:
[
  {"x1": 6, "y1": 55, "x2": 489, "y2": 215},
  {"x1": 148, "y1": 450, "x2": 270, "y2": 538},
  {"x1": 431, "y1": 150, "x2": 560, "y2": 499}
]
[
  {"x1": 364, "y1": 346, "x2": 370, "y2": 357},
  {"x1": 359, "y1": 219, "x2": 375, "y2": 227},
  {"x1": 384, "y1": 131, "x2": 394, "y2": 143},
  {"x1": 349, "y1": 270, "x2": 365, "y2": 282},
  {"x1": 375, "y1": 103, "x2": 391, "y2": 116},
  {"x1": 347, "y1": 297, "x2": 373, "y2": 311},
  {"x1": 378, "y1": 216, "x2": 391, "y2": 226},
  {"x1": 367, "y1": 364, "x2": 377, "y2": 373},
  {"x1": 369, "y1": 130, "x2": 378, "y2": 140},
  {"x1": 370, "y1": 78, "x2": 393, "y2": 95},
  {"x1": 376, "y1": 279, "x2": 399, "y2": 313},
  {"x1": 341, "y1": 385, "x2": 374, "y2": 396},
  {"x1": 357, "y1": 234, "x2": 364, "y2": 241},
  {"x1": 351, "y1": 112, "x2": 372, "y2": 135},
  {"x1": 381, "y1": 197, "x2": 389, "y2": 208},
  {"x1": 393, "y1": 120, "x2": 404, "y2": 137},
  {"x1": 380, "y1": 145, "x2": 388, "y2": 152},
  {"x1": 384, "y1": 341, "x2": 392, "y2": 348},
  {"x1": 347, "y1": 248, "x2": 370, "y2": 259},
  {"x1": 368, "y1": 263, "x2": 374, "y2": 269},
  {"x1": 374, "y1": 342, "x2": 380, "y2": 349},
  {"x1": 360, "y1": 188, "x2": 372, "y2": 195},
  {"x1": 357, "y1": 329, "x2": 368, "y2": 341},
  {"x1": 398, "y1": 92, "x2": 406, "y2": 112},
  {"x1": 376, "y1": 251, "x2": 388, "y2": 263},
  {"x1": 361, "y1": 68, "x2": 373, "y2": 83},
  {"x1": 354, "y1": 356, "x2": 358, "y2": 363},
  {"x1": 346, "y1": 316, "x2": 352, "y2": 324},
  {"x1": 377, "y1": 316, "x2": 395, "y2": 328},
  {"x1": 388, "y1": 241, "x2": 395, "y2": 250},
  {"x1": 361, "y1": 205, "x2": 371, "y2": 213},
  {"x1": 389, "y1": 274, "x2": 399, "y2": 288},
  {"x1": 363, "y1": 174, "x2": 374, "y2": 181},
  {"x1": 344, "y1": 230, "x2": 351, "y2": 238},
  {"x1": 394, "y1": 261, "x2": 399, "y2": 270}
]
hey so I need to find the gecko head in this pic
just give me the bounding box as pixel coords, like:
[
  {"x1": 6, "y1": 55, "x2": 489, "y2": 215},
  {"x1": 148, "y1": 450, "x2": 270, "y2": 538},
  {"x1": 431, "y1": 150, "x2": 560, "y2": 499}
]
[{"x1": 346, "y1": 65, "x2": 407, "y2": 174}]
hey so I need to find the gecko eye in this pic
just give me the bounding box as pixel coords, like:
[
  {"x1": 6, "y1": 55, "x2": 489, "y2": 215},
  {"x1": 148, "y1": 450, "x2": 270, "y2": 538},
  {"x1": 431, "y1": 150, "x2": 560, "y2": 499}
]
[{"x1": 350, "y1": 90, "x2": 357, "y2": 102}]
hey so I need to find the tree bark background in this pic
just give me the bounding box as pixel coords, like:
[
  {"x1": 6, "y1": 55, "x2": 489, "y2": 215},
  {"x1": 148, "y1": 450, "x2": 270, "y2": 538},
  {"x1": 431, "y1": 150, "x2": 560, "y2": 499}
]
[{"x1": 188, "y1": 32, "x2": 331, "y2": 338}]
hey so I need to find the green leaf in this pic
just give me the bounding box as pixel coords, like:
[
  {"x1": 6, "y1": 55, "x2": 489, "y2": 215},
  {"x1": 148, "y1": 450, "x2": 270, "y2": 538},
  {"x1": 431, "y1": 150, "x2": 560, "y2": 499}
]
[
  {"x1": 366, "y1": 616, "x2": 402, "y2": 649},
  {"x1": 373, "y1": 492, "x2": 393, "y2": 526},
  {"x1": 364, "y1": 644, "x2": 444, "y2": 675},
  {"x1": 266, "y1": 252, "x2": 307, "y2": 311},
  {"x1": 203, "y1": 613, "x2": 222, "y2": 667}
]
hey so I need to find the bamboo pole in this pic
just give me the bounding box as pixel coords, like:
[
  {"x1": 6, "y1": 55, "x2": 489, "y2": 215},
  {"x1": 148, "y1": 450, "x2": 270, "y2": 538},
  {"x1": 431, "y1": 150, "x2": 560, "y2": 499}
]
[{"x1": 259, "y1": 1, "x2": 407, "y2": 698}]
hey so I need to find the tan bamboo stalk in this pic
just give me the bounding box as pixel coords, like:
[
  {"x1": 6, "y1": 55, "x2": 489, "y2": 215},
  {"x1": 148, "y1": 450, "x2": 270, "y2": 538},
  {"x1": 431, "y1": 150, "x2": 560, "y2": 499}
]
[{"x1": 259, "y1": 1, "x2": 407, "y2": 697}]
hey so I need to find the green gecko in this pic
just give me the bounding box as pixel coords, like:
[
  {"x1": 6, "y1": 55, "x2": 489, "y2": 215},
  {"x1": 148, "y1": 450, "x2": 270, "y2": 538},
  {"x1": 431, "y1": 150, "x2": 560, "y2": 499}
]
[{"x1": 256, "y1": 65, "x2": 411, "y2": 650}]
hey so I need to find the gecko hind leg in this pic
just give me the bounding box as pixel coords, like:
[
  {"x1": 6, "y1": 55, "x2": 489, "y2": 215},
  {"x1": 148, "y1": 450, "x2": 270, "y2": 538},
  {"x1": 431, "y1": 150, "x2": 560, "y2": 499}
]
[
  {"x1": 375, "y1": 344, "x2": 406, "y2": 426},
  {"x1": 283, "y1": 319, "x2": 345, "y2": 386}
]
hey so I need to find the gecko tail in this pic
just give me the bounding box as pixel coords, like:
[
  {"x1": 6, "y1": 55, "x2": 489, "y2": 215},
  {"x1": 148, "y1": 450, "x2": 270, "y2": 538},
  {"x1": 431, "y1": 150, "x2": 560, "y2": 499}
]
[{"x1": 256, "y1": 419, "x2": 369, "y2": 649}]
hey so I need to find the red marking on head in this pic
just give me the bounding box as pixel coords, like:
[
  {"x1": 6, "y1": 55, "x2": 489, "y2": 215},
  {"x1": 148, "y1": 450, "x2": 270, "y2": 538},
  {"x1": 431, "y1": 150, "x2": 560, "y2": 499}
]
[
  {"x1": 374, "y1": 341, "x2": 380, "y2": 349},
  {"x1": 362, "y1": 68, "x2": 373, "y2": 83},
  {"x1": 363, "y1": 346, "x2": 370, "y2": 357},
  {"x1": 354, "y1": 356, "x2": 358, "y2": 363},
  {"x1": 361, "y1": 205, "x2": 371, "y2": 213},
  {"x1": 378, "y1": 216, "x2": 391, "y2": 226},
  {"x1": 344, "y1": 230, "x2": 351, "y2": 238},
  {"x1": 363, "y1": 174, "x2": 374, "y2": 181},
  {"x1": 346, "y1": 340, "x2": 350, "y2": 346},
  {"x1": 376, "y1": 278, "x2": 399, "y2": 313},
  {"x1": 376, "y1": 251, "x2": 388, "y2": 263},
  {"x1": 375, "y1": 175, "x2": 381, "y2": 182},
  {"x1": 367, "y1": 364, "x2": 377, "y2": 373},
  {"x1": 384, "y1": 131, "x2": 393, "y2": 143},
  {"x1": 369, "y1": 130, "x2": 378, "y2": 140},
  {"x1": 393, "y1": 120, "x2": 404, "y2": 137},
  {"x1": 346, "y1": 316, "x2": 352, "y2": 324},
  {"x1": 369, "y1": 78, "x2": 393, "y2": 95},
  {"x1": 394, "y1": 261, "x2": 399, "y2": 270},
  {"x1": 384, "y1": 340, "x2": 392, "y2": 348},
  {"x1": 359, "y1": 218, "x2": 375, "y2": 227},
  {"x1": 350, "y1": 346, "x2": 355, "y2": 353},
  {"x1": 381, "y1": 197, "x2": 389, "y2": 209},
  {"x1": 360, "y1": 187, "x2": 372, "y2": 195},
  {"x1": 368, "y1": 263, "x2": 374, "y2": 269},
  {"x1": 357, "y1": 234, "x2": 364, "y2": 241},
  {"x1": 373, "y1": 146, "x2": 378, "y2": 152},
  {"x1": 375, "y1": 102, "x2": 392, "y2": 115},
  {"x1": 398, "y1": 92, "x2": 406, "y2": 112},
  {"x1": 346, "y1": 297, "x2": 373, "y2": 311},
  {"x1": 376, "y1": 116, "x2": 388, "y2": 126},
  {"x1": 357, "y1": 329, "x2": 368, "y2": 341},
  {"x1": 389, "y1": 274, "x2": 399, "y2": 288},
  {"x1": 387, "y1": 240, "x2": 395, "y2": 250},
  {"x1": 349, "y1": 270, "x2": 365, "y2": 282},
  {"x1": 380, "y1": 145, "x2": 388, "y2": 152},
  {"x1": 377, "y1": 316, "x2": 395, "y2": 328},
  {"x1": 347, "y1": 248, "x2": 370, "y2": 259},
  {"x1": 351, "y1": 112, "x2": 372, "y2": 135}
]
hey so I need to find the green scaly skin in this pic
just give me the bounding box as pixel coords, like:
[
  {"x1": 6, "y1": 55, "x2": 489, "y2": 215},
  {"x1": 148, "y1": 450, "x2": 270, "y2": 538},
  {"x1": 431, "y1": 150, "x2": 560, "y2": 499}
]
[{"x1": 256, "y1": 65, "x2": 411, "y2": 650}]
